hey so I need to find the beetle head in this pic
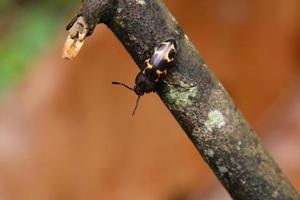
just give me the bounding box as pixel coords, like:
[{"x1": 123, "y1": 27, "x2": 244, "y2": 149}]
[{"x1": 134, "y1": 72, "x2": 156, "y2": 96}]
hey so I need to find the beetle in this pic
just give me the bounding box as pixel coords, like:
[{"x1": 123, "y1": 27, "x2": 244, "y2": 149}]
[{"x1": 112, "y1": 38, "x2": 178, "y2": 116}]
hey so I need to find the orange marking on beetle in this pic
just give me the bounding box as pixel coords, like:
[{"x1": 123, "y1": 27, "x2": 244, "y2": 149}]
[
  {"x1": 143, "y1": 59, "x2": 153, "y2": 74},
  {"x1": 145, "y1": 59, "x2": 152, "y2": 69},
  {"x1": 154, "y1": 69, "x2": 167, "y2": 82},
  {"x1": 171, "y1": 44, "x2": 176, "y2": 52},
  {"x1": 164, "y1": 54, "x2": 174, "y2": 63},
  {"x1": 153, "y1": 47, "x2": 159, "y2": 55}
]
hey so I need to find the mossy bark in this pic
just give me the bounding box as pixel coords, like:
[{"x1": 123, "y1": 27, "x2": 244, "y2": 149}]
[{"x1": 65, "y1": 0, "x2": 300, "y2": 199}]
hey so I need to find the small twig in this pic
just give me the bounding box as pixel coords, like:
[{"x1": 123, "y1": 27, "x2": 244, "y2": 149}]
[{"x1": 62, "y1": 16, "x2": 88, "y2": 59}]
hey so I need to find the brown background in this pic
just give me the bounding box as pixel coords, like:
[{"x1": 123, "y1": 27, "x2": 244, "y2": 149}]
[{"x1": 0, "y1": 0, "x2": 300, "y2": 199}]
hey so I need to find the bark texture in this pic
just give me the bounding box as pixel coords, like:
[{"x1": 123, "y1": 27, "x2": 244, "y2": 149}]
[{"x1": 65, "y1": 0, "x2": 300, "y2": 199}]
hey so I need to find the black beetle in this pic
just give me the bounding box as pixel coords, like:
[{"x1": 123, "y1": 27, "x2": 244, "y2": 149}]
[{"x1": 112, "y1": 39, "x2": 177, "y2": 115}]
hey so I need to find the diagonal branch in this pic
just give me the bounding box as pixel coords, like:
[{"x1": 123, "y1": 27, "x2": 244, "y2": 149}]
[{"x1": 63, "y1": 0, "x2": 300, "y2": 199}]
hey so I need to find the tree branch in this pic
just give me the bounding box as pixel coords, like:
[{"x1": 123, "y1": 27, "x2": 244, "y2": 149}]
[{"x1": 63, "y1": 0, "x2": 300, "y2": 199}]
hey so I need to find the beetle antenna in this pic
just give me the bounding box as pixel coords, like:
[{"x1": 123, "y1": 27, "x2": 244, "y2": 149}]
[
  {"x1": 163, "y1": 80, "x2": 182, "y2": 87},
  {"x1": 132, "y1": 95, "x2": 141, "y2": 116},
  {"x1": 112, "y1": 81, "x2": 134, "y2": 91}
]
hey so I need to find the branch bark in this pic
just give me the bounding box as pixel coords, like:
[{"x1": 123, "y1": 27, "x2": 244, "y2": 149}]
[{"x1": 63, "y1": 0, "x2": 300, "y2": 199}]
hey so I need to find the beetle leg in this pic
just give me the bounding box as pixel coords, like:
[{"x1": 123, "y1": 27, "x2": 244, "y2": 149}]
[{"x1": 163, "y1": 80, "x2": 197, "y2": 89}]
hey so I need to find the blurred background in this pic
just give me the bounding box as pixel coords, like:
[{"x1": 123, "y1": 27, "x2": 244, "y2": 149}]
[{"x1": 0, "y1": 0, "x2": 300, "y2": 199}]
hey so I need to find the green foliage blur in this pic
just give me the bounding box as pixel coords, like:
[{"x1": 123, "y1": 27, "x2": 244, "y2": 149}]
[{"x1": 0, "y1": 0, "x2": 78, "y2": 99}]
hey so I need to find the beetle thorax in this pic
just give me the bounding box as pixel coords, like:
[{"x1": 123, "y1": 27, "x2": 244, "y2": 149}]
[{"x1": 134, "y1": 72, "x2": 156, "y2": 96}]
